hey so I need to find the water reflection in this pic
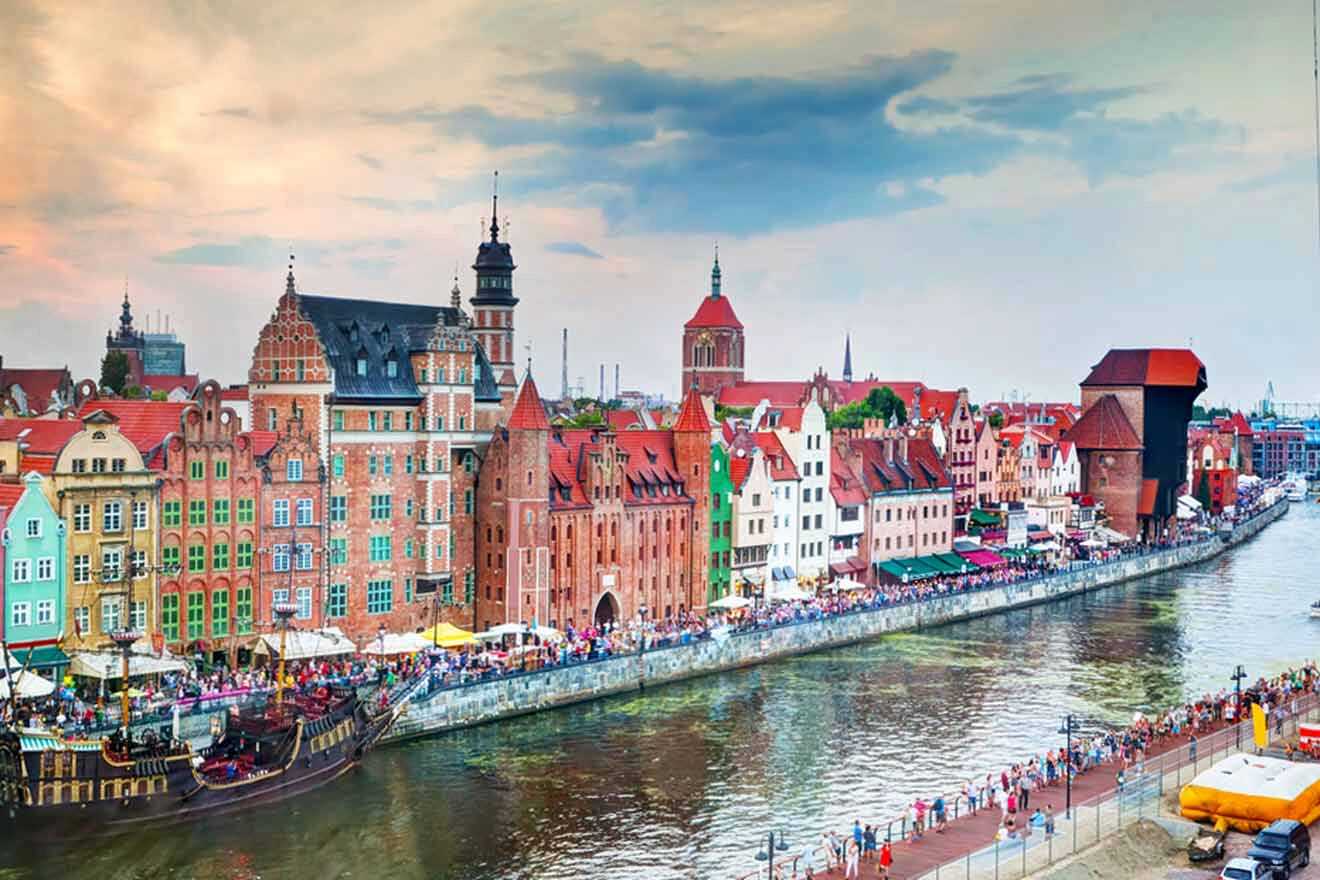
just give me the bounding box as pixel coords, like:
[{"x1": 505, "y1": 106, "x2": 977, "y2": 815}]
[{"x1": 4, "y1": 505, "x2": 1314, "y2": 880}]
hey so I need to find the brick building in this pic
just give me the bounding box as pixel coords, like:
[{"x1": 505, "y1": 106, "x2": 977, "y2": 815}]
[
  {"x1": 1066, "y1": 349, "x2": 1206, "y2": 541},
  {"x1": 476, "y1": 381, "x2": 712, "y2": 630},
  {"x1": 681, "y1": 254, "x2": 745, "y2": 396}
]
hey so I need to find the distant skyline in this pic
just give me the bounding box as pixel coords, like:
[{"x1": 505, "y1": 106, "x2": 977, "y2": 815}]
[{"x1": 1, "y1": 1, "x2": 1318, "y2": 409}]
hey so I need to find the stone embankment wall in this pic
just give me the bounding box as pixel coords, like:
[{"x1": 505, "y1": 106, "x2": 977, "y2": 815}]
[{"x1": 386, "y1": 502, "x2": 1288, "y2": 743}]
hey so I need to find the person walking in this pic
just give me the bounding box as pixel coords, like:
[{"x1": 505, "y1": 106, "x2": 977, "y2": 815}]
[
  {"x1": 844, "y1": 837, "x2": 860, "y2": 879},
  {"x1": 879, "y1": 841, "x2": 893, "y2": 879}
]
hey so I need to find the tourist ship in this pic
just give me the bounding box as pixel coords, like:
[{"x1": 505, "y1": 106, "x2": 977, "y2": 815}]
[{"x1": 0, "y1": 605, "x2": 408, "y2": 835}]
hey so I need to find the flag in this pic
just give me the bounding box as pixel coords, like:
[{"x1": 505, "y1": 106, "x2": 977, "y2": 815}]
[{"x1": 1252, "y1": 703, "x2": 1269, "y2": 749}]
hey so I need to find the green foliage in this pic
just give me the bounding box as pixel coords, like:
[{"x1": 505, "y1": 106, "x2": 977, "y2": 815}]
[
  {"x1": 988, "y1": 411, "x2": 1005, "y2": 429},
  {"x1": 714, "y1": 404, "x2": 754, "y2": 423},
  {"x1": 122, "y1": 385, "x2": 145, "y2": 399},
  {"x1": 826, "y1": 386, "x2": 907, "y2": 431},
  {"x1": 100, "y1": 350, "x2": 130, "y2": 395},
  {"x1": 559, "y1": 411, "x2": 604, "y2": 428},
  {"x1": 149, "y1": 390, "x2": 168, "y2": 401}
]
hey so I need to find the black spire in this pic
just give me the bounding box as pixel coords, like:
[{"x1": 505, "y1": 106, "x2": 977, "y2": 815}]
[
  {"x1": 843, "y1": 333, "x2": 853, "y2": 383},
  {"x1": 489, "y1": 170, "x2": 500, "y2": 242},
  {"x1": 471, "y1": 170, "x2": 517, "y2": 306},
  {"x1": 285, "y1": 252, "x2": 297, "y2": 298},
  {"x1": 710, "y1": 245, "x2": 722, "y2": 299}
]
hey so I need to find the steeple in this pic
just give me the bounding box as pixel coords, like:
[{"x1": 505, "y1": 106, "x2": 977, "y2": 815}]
[
  {"x1": 489, "y1": 170, "x2": 500, "y2": 242},
  {"x1": 285, "y1": 252, "x2": 297, "y2": 299},
  {"x1": 843, "y1": 333, "x2": 853, "y2": 383},
  {"x1": 710, "y1": 245, "x2": 722, "y2": 299},
  {"x1": 113, "y1": 282, "x2": 140, "y2": 344},
  {"x1": 451, "y1": 271, "x2": 461, "y2": 311}
]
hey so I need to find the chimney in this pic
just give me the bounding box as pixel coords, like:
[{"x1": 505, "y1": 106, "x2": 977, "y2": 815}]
[
  {"x1": 899, "y1": 433, "x2": 909, "y2": 462},
  {"x1": 614, "y1": 363, "x2": 620, "y2": 400},
  {"x1": 599, "y1": 364, "x2": 605, "y2": 402},
  {"x1": 884, "y1": 436, "x2": 895, "y2": 461},
  {"x1": 561, "y1": 328, "x2": 569, "y2": 400}
]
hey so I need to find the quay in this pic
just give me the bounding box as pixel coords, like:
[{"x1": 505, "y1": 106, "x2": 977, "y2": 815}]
[{"x1": 384, "y1": 499, "x2": 1288, "y2": 744}]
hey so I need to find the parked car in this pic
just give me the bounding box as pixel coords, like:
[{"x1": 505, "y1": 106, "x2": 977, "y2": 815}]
[
  {"x1": 1246, "y1": 819, "x2": 1311, "y2": 878},
  {"x1": 1220, "y1": 857, "x2": 1275, "y2": 880}
]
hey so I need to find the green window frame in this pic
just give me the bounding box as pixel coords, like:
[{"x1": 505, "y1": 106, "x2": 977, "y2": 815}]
[
  {"x1": 189, "y1": 460, "x2": 204, "y2": 480},
  {"x1": 441, "y1": 580, "x2": 454, "y2": 605},
  {"x1": 162, "y1": 545, "x2": 180, "y2": 570},
  {"x1": 329, "y1": 495, "x2": 346, "y2": 523},
  {"x1": 332, "y1": 454, "x2": 345, "y2": 478},
  {"x1": 404, "y1": 538, "x2": 414, "y2": 558},
  {"x1": 186, "y1": 592, "x2": 205, "y2": 639},
  {"x1": 212, "y1": 590, "x2": 229, "y2": 637},
  {"x1": 215, "y1": 459, "x2": 229, "y2": 480},
  {"x1": 236, "y1": 587, "x2": 253, "y2": 634},
  {"x1": 329, "y1": 537, "x2": 347, "y2": 565},
  {"x1": 333, "y1": 410, "x2": 345, "y2": 431},
  {"x1": 327, "y1": 583, "x2": 347, "y2": 619},
  {"x1": 213, "y1": 498, "x2": 230, "y2": 525},
  {"x1": 463, "y1": 570, "x2": 475, "y2": 604},
  {"x1": 405, "y1": 454, "x2": 414, "y2": 474},
  {"x1": 188, "y1": 500, "x2": 206, "y2": 526},
  {"x1": 162, "y1": 594, "x2": 179, "y2": 642},
  {"x1": 370, "y1": 494, "x2": 392, "y2": 521},
  {"x1": 463, "y1": 489, "x2": 473, "y2": 514},
  {"x1": 383, "y1": 454, "x2": 393, "y2": 476},
  {"x1": 366, "y1": 580, "x2": 393, "y2": 614},
  {"x1": 236, "y1": 541, "x2": 253, "y2": 570},
  {"x1": 369, "y1": 535, "x2": 392, "y2": 562},
  {"x1": 163, "y1": 500, "x2": 181, "y2": 527},
  {"x1": 188, "y1": 543, "x2": 206, "y2": 573},
  {"x1": 404, "y1": 578, "x2": 413, "y2": 602},
  {"x1": 237, "y1": 497, "x2": 255, "y2": 523},
  {"x1": 212, "y1": 542, "x2": 230, "y2": 570},
  {"x1": 369, "y1": 455, "x2": 377, "y2": 476}
]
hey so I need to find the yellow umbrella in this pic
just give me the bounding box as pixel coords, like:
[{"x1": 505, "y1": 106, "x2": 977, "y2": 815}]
[{"x1": 418, "y1": 622, "x2": 478, "y2": 648}]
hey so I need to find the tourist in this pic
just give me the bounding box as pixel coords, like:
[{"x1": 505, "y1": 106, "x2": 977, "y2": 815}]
[
  {"x1": 1044, "y1": 805, "x2": 1056, "y2": 837},
  {"x1": 798, "y1": 838, "x2": 816, "y2": 879},
  {"x1": 878, "y1": 840, "x2": 893, "y2": 878},
  {"x1": 844, "y1": 837, "x2": 860, "y2": 879},
  {"x1": 966, "y1": 778, "x2": 979, "y2": 815},
  {"x1": 863, "y1": 824, "x2": 876, "y2": 862},
  {"x1": 933, "y1": 794, "x2": 947, "y2": 832},
  {"x1": 852, "y1": 819, "x2": 863, "y2": 857}
]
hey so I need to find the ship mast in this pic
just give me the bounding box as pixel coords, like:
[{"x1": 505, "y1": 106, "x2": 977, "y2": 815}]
[{"x1": 272, "y1": 601, "x2": 297, "y2": 706}]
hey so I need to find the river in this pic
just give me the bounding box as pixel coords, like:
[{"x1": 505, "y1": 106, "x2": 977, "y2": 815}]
[{"x1": 3, "y1": 503, "x2": 1315, "y2": 880}]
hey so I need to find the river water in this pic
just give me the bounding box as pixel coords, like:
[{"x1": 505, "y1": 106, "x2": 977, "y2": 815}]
[{"x1": 4, "y1": 504, "x2": 1315, "y2": 880}]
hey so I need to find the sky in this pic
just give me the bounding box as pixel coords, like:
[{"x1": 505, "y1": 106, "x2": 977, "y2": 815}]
[{"x1": 1, "y1": 0, "x2": 1318, "y2": 410}]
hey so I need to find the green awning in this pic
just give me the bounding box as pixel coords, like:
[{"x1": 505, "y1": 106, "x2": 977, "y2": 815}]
[
  {"x1": 934, "y1": 552, "x2": 977, "y2": 573},
  {"x1": 879, "y1": 558, "x2": 941, "y2": 580},
  {"x1": 11, "y1": 646, "x2": 69, "y2": 670},
  {"x1": 969, "y1": 509, "x2": 1000, "y2": 526},
  {"x1": 916, "y1": 554, "x2": 960, "y2": 574}
]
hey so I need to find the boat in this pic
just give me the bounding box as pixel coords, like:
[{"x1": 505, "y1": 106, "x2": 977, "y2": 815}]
[
  {"x1": 0, "y1": 604, "x2": 410, "y2": 835},
  {"x1": 1311, "y1": 600, "x2": 1320, "y2": 620}
]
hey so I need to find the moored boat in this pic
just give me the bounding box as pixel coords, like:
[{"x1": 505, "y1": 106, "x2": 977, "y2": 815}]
[{"x1": 1311, "y1": 600, "x2": 1320, "y2": 620}]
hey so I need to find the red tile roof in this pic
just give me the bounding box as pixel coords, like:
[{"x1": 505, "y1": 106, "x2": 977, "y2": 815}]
[
  {"x1": 716, "y1": 381, "x2": 808, "y2": 408},
  {"x1": 0, "y1": 367, "x2": 70, "y2": 413},
  {"x1": 753, "y1": 432, "x2": 800, "y2": 481},
  {"x1": 830, "y1": 448, "x2": 868, "y2": 506},
  {"x1": 0, "y1": 418, "x2": 83, "y2": 454},
  {"x1": 220, "y1": 385, "x2": 250, "y2": 401},
  {"x1": 764, "y1": 406, "x2": 804, "y2": 431},
  {"x1": 729, "y1": 453, "x2": 751, "y2": 491},
  {"x1": 507, "y1": 375, "x2": 550, "y2": 431},
  {"x1": 244, "y1": 431, "x2": 278, "y2": 457},
  {"x1": 1065, "y1": 395, "x2": 1143, "y2": 451},
  {"x1": 21, "y1": 456, "x2": 55, "y2": 474},
  {"x1": 75, "y1": 400, "x2": 190, "y2": 454},
  {"x1": 1083, "y1": 349, "x2": 1206, "y2": 388},
  {"x1": 142, "y1": 374, "x2": 199, "y2": 393},
  {"x1": 1138, "y1": 478, "x2": 1159, "y2": 517},
  {"x1": 848, "y1": 436, "x2": 952, "y2": 494},
  {"x1": 684, "y1": 295, "x2": 743, "y2": 329},
  {"x1": 0, "y1": 483, "x2": 26, "y2": 510},
  {"x1": 606, "y1": 410, "x2": 645, "y2": 432},
  {"x1": 1213, "y1": 412, "x2": 1253, "y2": 437},
  {"x1": 830, "y1": 380, "x2": 927, "y2": 410},
  {"x1": 919, "y1": 389, "x2": 960, "y2": 422},
  {"x1": 547, "y1": 429, "x2": 694, "y2": 511},
  {"x1": 673, "y1": 386, "x2": 711, "y2": 433}
]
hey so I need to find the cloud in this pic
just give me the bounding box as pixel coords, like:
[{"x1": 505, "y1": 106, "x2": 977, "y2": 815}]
[
  {"x1": 349, "y1": 256, "x2": 394, "y2": 278},
  {"x1": 897, "y1": 95, "x2": 958, "y2": 116},
  {"x1": 357, "y1": 153, "x2": 384, "y2": 170},
  {"x1": 964, "y1": 76, "x2": 1145, "y2": 130},
  {"x1": 0, "y1": 244, "x2": 14, "y2": 256},
  {"x1": 210, "y1": 107, "x2": 255, "y2": 119},
  {"x1": 1222, "y1": 158, "x2": 1312, "y2": 193},
  {"x1": 155, "y1": 236, "x2": 406, "y2": 269},
  {"x1": 366, "y1": 104, "x2": 656, "y2": 150},
  {"x1": 155, "y1": 236, "x2": 280, "y2": 267},
  {"x1": 545, "y1": 241, "x2": 603, "y2": 259},
  {"x1": 342, "y1": 195, "x2": 439, "y2": 213}
]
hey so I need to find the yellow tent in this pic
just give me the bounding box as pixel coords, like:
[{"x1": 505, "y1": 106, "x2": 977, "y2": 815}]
[
  {"x1": 1181, "y1": 754, "x2": 1320, "y2": 832},
  {"x1": 418, "y1": 622, "x2": 478, "y2": 648}
]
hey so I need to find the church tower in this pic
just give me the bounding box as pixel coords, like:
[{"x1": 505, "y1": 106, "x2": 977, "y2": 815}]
[
  {"x1": 470, "y1": 173, "x2": 518, "y2": 404},
  {"x1": 681, "y1": 250, "x2": 744, "y2": 397}
]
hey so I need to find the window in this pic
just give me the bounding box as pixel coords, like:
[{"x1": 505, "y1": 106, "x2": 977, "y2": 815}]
[
  {"x1": 111, "y1": 457, "x2": 126, "y2": 473},
  {"x1": 386, "y1": 359, "x2": 398, "y2": 378},
  {"x1": 287, "y1": 459, "x2": 303, "y2": 482},
  {"x1": 92, "y1": 458, "x2": 106, "y2": 473},
  {"x1": 213, "y1": 498, "x2": 230, "y2": 525},
  {"x1": 295, "y1": 543, "x2": 313, "y2": 570},
  {"x1": 327, "y1": 583, "x2": 347, "y2": 618},
  {"x1": 213, "y1": 542, "x2": 230, "y2": 570},
  {"x1": 296, "y1": 498, "x2": 314, "y2": 526},
  {"x1": 73, "y1": 554, "x2": 90, "y2": 584},
  {"x1": 405, "y1": 498, "x2": 414, "y2": 518},
  {"x1": 383, "y1": 412, "x2": 393, "y2": 432},
  {"x1": 267, "y1": 408, "x2": 277, "y2": 431},
  {"x1": 383, "y1": 454, "x2": 394, "y2": 476},
  {"x1": 189, "y1": 500, "x2": 206, "y2": 526},
  {"x1": 103, "y1": 501, "x2": 122, "y2": 532},
  {"x1": 24, "y1": 517, "x2": 40, "y2": 538},
  {"x1": 332, "y1": 454, "x2": 345, "y2": 478},
  {"x1": 158, "y1": 594, "x2": 176, "y2": 639},
  {"x1": 356, "y1": 357, "x2": 367, "y2": 377},
  {"x1": 369, "y1": 413, "x2": 379, "y2": 432},
  {"x1": 11, "y1": 602, "x2": 31, "y2": 628},
  {"x1": 10, "y1": 559, "x2": 30, "y2": 582},
  {"x1": 296, "y1": 587, "x2": 312, "y2": 620},
  {"x1": 74, "y1": 503, "x2": 91, "y2": 532},
  {"x1": 100, "y1": 597, "x2": 121, "y2": 634},
  {"x1": 442, "y1": 579, "x2": 455, "y2": 605},
  {"x1": 272, "y1": 588, "x2": 289, "y2": 610},
  {"x1": 215, "y1": 459, "x2": 229, "y2": 480},
  {"x1": 404, "y1": 578, "x2": 413, "y2": 602},
  {"x1": 130, "y1": 599, "x2": 147, "y2": 630},
  {"x1": 296, "y1": 358, "x2": 305, "y2": 381},
  {"x1": 74, "y1": 605, "x2": 90, "y2": 636},
  {"x1": 434, "y1": 415, "x2": 444, "y2": 431},
  {"x1": 36, "y1": 557, "x2": 54, "y2": 580},
  {"x1": 187, "y1": 592, "x2": 205, "y2": 639},
  {"x1": 71, "y1": 458, "x2": 86, "y2": 474},
  {"x1": 236, "y1": 588, "x2": 253, "y2": 633},
  {"x1": 405, "y1": 413, "x2": 413, "y2": 432},
  {"x1": 163, "y1": 545, "x2": 180, "y2": 571},
  {"x1": 190, "y1": 460, "x2": 204, "y2": 480},
  {"x1": 133, "y1": 500, "x2": 148, "y2": 530},
  {"x1": 101, "y1": 547, "x2": 122, "y2": 582},
  {"x1": 273, "y1": 499, "x2": 289, "y2": 527},
  {"x1": 273, "y1": 544, "x2": 290, "y2": 572},
  {"x1": 405, "y1": 454, "x2": 414, "y2": 474},
  {"x1": 237, "y1": 497, "x2": 255, "y2": 523},
  {"x1": 212, "y1": 590, "x2": 229, "y2": 637},
  {"x1": 458, "y1": 415, "x2": 467, "y2": 431},
  {"x1": 369, "y1": 455, "x2": 377, "y2": 476},
  {"x1": 463, "y1": 489, "x2": 473, "y2": 514},
  {"x1": 334, "y1": 410, "x2": 345, "y2": 431},
  {"x1": 370, "y1": 494, "x2": 392, "y2": 520},
  {"x1": 370, "y1": 535, "x2": 392, "y2": 561},
  {"x1": 329, "y1": 537, "x2": 347, "y2": 565},
  {"x1": 367, "y1": 579, "x2": 393, "y2": 614},
  {"x1": 236, "y1": 541, "x2": 253, "y2": 569},
  {"x1": 330, "y1": 495, "x2": 347, "y2": 523},
  {"x1": 188, "y1": 543, "x2": 206, "y2": 573}
]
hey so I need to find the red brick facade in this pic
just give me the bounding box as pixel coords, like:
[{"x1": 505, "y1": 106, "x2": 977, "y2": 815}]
[{"x1": 681, "y1": 256, "x2": 744, "y2": 397}]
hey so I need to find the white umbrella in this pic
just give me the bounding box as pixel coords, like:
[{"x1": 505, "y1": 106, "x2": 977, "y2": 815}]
[
  {"x1": 709, "y1": 595, "x2": 751, "y2": 610},
  {"x1": 361, "y1": 632, "x2": 432, "y2": 656},
  {"x1": 1080, "y1": 538, "x2": 1106, "y2": 549},
  {"x1": 474, "y1": 622, "x2": 529, "y2": 640},
  {"x1": 771, "y1": 586, "x2": 812, "y2": 603},
  {"x1": 0, "y1": 668, "x2": 55, "y2": 700},
  {"x1": 530, "y1": 625, "x2": 564, "y2": 642}
]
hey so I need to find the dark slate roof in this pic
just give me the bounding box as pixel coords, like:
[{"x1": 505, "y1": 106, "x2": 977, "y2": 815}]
[{"x1": 298, "y1": 294, "x2": 502, "y2": 403}]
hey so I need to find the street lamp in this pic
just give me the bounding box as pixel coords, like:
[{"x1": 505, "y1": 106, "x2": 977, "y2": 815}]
[
  {"x1": 378, "y1": 623, "x2": 387, "y2": 663},
  {"x1": 754, "y1": 831, "x2": 790, "y2": 878},
  {"x1": 1231, "y1": 664, "x2": 1248, "y2": 750},
  {"x1": 1059, "y1": 714, "x2": 1081, "y2": 818}
]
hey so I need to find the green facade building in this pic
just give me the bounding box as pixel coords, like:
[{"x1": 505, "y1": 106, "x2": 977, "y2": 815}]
[{"x1": 709, "y1": 442, "x2": 732, "y2": 601}]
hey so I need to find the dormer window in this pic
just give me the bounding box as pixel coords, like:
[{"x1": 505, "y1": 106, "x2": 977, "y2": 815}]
[
  {"x1": 355, "y1": 346, "x2": 369, "y2": 377},
  {"x1": 386, "y1": 358, "x2": 398, "y2": 378}
]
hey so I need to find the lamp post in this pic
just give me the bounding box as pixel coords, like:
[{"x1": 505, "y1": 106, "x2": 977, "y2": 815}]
[
  {"x1": 1231, "y1": 664, "x2": 1247, "y2": 750},
  {"x1": 754, "y1": 831, "x2": 790, "y2": 879},
  {"x1": 1059, "y1": 714, "x2": 1080, "y2": 818},
  {"x1": 378, "y1": 623, "x2": 387, "y2": 663}
]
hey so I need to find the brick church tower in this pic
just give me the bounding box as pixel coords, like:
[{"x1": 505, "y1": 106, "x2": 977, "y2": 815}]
[
  {"x1": 470, "y1": 175, "x2": 519, "y2": 405},
  {"x1": 681, "y1": 251, "x2": 744, "y2": 397},
  {"x1": 672, "y1": 385, "x2": 713, "y2": 612}
]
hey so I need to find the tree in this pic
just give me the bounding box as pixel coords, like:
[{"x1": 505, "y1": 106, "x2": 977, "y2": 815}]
[
  {"x1": 100, "y1": 350, "x2": 130, "y2": 395},
  {"x1": 825, "y1": 386, "x2": 907, "y2": 431},
  {"x1": 122, "y1": 385, "x2": 145, "y2": 399},
  {"x1": 714, "y1": 404, "x2": 754, "y2": 423},
  {"x1": 149, "y1": 390, "x2": 168, "y2": 401},
  {"x1": 988, "y1": 411, "x2": 1005, "y2": 430}
]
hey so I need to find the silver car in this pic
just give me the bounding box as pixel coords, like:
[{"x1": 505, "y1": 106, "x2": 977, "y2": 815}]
[{"x1": 1220, "y1": 857, "x2": 1274, "y2": 880}]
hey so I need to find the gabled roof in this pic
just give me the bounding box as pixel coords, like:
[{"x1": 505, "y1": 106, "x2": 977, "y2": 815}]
[
  {"x1": 830, "y1": 448, "x2": 868, "y2": 506},
  {"x1": 547, "y1": 429, "x2": 694, "y2": 511},
  {"x1": 0, "y1": 367, "x2": 71, "y2": 413},
  {"x1": 297, "y1": 294, "x2": 501, "y2": 403},
  {"x1": 716, "y1": 381, "x2": 807, "y2": 408},
  {"x1": 729, "y1": 453, "x2": 751, "y2": 491},
  {"x1": 753, "y1": 431, "x2": 800, "y2": 481},
  {"x1": 75, "y1": 399, "x2": 190, "y2": 455},
  {"x1": 607, "y1": 409, "x2": 645, "y2": 431},
  {"x1": 244, "y1": 430, "x2": 279, "y2": 457},
  {"x1": 673, "y1": 386, "x2": 711, "y2": 433},
  {"x1": 849, "y1": 436, "x2": 953, "y2": 495},
  {"x1": 1082, "y1": 349, "x2": 1206, "y2": 388},
  {"x1": 684, "y1": 295, "x2": 743, "y2": 330},
  {"x1": 0, "y1": 483, "x2": 26, "y2": 511},
  {"x1": 0, "y1": 418, "x2": 83, "y2": 454},
  {"x1": 1065, "y1": 395, "x2": 1143, "y2": 451},
  {"x1": 142, "y1": 374, "x2": 199, "y2": 393},
  {"x1": 1213, "y1": 412, "x2": 1254, "y2": 437},
  {"x1": 508, "y1": 375, "x2": 550, "y2": 431}
]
